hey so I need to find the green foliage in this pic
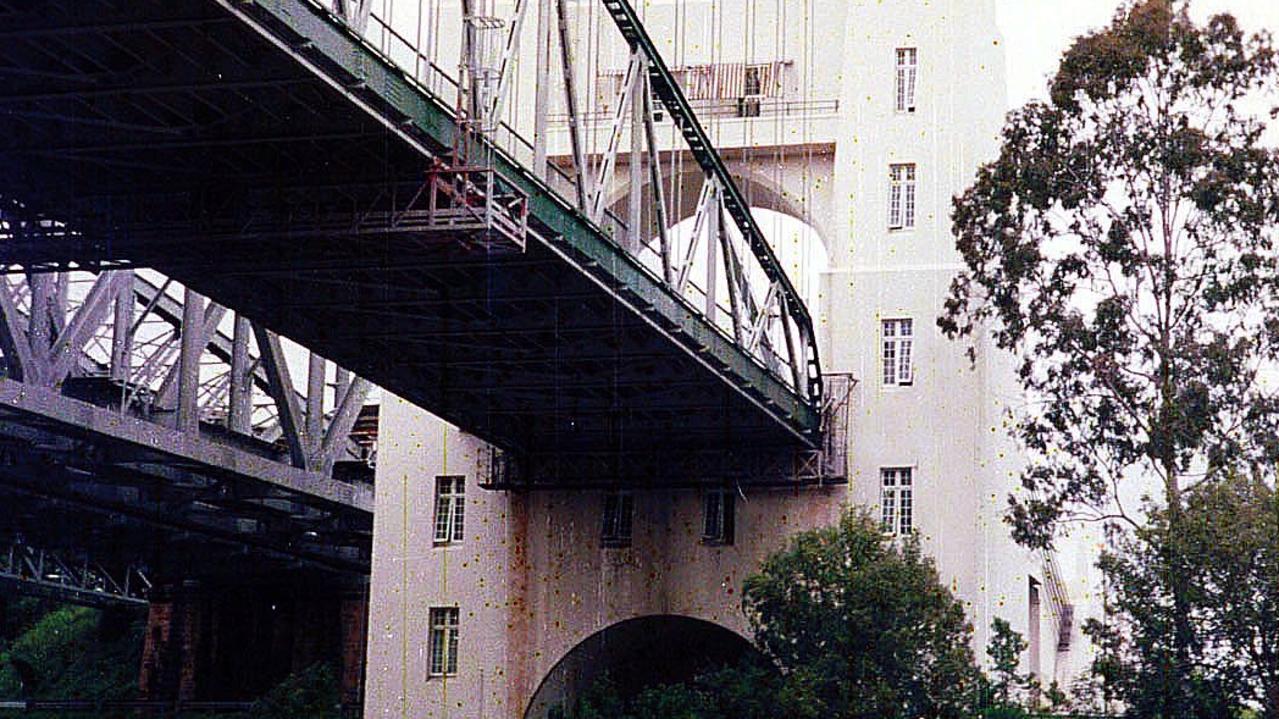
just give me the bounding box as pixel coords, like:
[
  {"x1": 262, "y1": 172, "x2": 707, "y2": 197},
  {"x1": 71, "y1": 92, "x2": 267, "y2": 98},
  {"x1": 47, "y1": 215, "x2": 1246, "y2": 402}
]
[
  {"x1": 629, "y1": 682, "x2": 720, "y2": 719},
  {"x1": 0, "y1": 597, "x2": 56, "y2": 645},
  {"x1": 741, "y1": 509, "x2": 980, "y2": 718},
  {"x1": 559, "y1": 674, "x2": 720, "y2": 719},
  {"x1": 0, "y1": 603, "x2": 144, "y2": 719},
  {"x1": 977, "y1": 707, "x2": 1029, "y2": 719},
  {"x1": 985, "y1": 618, "x2": 1031, "y2": 710},
  {"x1": 0, "y1": 599, "x2": 342, "y2": 719},
  {"x1": 1087, "y1": 471, "x2": 1279, "y2": 717},
  {"x1": 939, "y1": 0, "x2": 1279, "y2": 714},
  {"x1": 0, "y1": 605, "x2": 143, "y2": 703},
  {"x1": 243, "y1": 662, "x2": 341, "y2": 719},
  {"x1": 558, "y1": 674, "x2": 630, "y2": 718},
  {"x1": 692, "y1": 660, "x2": 786, "y2": 719},
  {"x1": 941, "y1": 0, "x2": 1279, "y2": 549},
  {"x1": 973, "y1": 620, "x2": 1077, "y2": 717},
  {"x1": 1042, "y1": 680, "x2": 1070, "y2": 711}
]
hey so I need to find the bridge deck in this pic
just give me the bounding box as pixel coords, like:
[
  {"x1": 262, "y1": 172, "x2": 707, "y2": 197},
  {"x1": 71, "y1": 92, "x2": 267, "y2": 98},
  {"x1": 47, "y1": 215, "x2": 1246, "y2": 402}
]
[{"x1": 0, "y1": 0, "x2": 819, "y2": 486}]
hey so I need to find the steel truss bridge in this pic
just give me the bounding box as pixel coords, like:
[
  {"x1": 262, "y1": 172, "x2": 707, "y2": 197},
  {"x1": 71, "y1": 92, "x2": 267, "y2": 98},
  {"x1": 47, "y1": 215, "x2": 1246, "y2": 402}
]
[
  {"x1": 0, "y1": 0, "x2": 846, "y2": 607},
  {"x1": 0, "y1": 268, "x2": 375, "y2": 607}
]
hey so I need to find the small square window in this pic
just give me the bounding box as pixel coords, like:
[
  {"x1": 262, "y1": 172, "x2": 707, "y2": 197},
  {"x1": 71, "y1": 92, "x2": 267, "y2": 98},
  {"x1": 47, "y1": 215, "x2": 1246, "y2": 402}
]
[
  {"x1": 602, "y1": 492, "x2": 633, "y2": 547},
  {"x1": 428, "y1": 607, "x2": 460, "y2": 677},
  {"x1": 702, "y1": 490, "x2": 735, "y2": 545}
]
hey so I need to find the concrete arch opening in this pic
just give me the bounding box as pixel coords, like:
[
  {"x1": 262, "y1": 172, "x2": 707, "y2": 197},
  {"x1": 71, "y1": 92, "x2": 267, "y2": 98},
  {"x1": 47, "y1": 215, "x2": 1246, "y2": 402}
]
[
  {"x1": 642, "y1": 206, "x2": 829, "y2": 329},
  {"x1": 606, "y1": 161, "x2": 831, "y2": 253},
  {"x1": 605, "y1": 165, "x2": 830, "y2": 315},
  {"x1": 523, "y1": 615, "x2": 760, "y2": 719}
]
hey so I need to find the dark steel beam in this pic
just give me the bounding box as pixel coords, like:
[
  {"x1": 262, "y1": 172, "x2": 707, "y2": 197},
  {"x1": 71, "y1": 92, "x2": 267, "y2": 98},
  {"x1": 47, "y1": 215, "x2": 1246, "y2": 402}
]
[{"x1": 0, "y1": 381, "x2": 372, "y2": 511}]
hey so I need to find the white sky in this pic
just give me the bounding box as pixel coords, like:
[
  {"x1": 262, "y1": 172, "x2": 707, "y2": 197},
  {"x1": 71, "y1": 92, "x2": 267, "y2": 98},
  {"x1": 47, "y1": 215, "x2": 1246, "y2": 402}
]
[{"x1": 997, "y1": 0, "x2": 1279, "y2": 107}]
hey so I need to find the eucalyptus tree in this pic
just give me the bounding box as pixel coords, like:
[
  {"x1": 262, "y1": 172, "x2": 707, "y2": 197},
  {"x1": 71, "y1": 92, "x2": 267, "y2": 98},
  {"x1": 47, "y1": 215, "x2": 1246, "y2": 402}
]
[{"x1": 938, "y1": 0, "x2": 1279, "y2": 712}]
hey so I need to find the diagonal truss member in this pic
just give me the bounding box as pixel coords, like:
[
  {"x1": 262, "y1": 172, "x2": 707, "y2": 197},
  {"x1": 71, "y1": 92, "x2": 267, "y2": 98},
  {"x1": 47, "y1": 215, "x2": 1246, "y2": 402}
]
[{"x1": 598, "y1": 0, "x2": 824, "y2": 408}]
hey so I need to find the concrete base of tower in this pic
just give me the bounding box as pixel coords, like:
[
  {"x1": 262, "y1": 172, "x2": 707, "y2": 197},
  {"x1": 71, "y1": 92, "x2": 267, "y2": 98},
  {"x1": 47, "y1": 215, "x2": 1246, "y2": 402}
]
[{"x1": 362, "y1": 396, "x2": 846, "y2": 719}]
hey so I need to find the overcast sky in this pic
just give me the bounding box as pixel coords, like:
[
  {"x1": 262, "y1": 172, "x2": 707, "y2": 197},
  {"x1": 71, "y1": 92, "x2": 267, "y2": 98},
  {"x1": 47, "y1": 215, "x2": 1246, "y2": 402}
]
[{"x1": 996, "y1": 0, "x2": 1279, "y2": 107}]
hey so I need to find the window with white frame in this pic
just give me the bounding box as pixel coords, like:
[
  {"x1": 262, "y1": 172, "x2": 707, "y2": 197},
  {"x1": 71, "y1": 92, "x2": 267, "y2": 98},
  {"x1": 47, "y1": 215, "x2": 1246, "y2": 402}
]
[
  {"x1": 881, "y1": 318, "x2": 914, "y2": 386},
  {"x1": 433, "y1": 476, "x2": 465, "y2": 544},
  {"x1": 888, "y1": 163, "x2": 917, "y2": 230},
  {"x1": 702, "y1": 489, "x2": 735, "y2": 545},
  {"x1": 601, "y1": 491, "x2": 634, "y2": 546},
  {"x1": 880, "y1": 467, "x2": 913, "y2": 535},
  {"x1": 428, "y1": 607, "x2": 460, "y2": 676},
  {"x1": 744, "y1": 65, "x2": 764, "y2": 96},
  {"x1": 895, "y1": 48, "x2": 918, "y2": 113}
]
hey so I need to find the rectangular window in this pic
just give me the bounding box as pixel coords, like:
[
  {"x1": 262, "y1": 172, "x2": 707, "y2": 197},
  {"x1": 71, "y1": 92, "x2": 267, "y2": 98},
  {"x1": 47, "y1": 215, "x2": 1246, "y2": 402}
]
[
  {"x1": 880, "y1": 467, "x2": 913, "y2": 535},
  {"x1": 428, "y1": 607, "x2": 460, "y2": 677},
  {"x1": 433, "y1": 476, "x2": 465, "y2": 544},
  {"x1": 895, "y1": 47, "x2": 917, "y2": 113},
  {"x1": 702, "y1": 490, "x2": 735, "y2": 545},
  {"x1": 888, "y1": 163, "x2": 916, "y2": 230},
  {"x1": 602, "y1": 492, "x2": 634, "y2": 546},
  {"x1": 744, "y1": 65, "x2": 763, "y2": 96},
  {"x1": 881, "y1": 318, "x2": 914, "y2": 386}
]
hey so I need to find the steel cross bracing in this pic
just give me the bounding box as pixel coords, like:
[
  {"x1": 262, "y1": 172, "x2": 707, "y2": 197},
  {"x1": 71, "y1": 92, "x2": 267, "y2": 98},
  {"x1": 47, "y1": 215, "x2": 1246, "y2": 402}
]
[
  {"x1": 0, "y1": 268, "x2": 375, "y2": 600},
  {"x1": 0, "y1": 536, "x2": 151, "y2": 608},
  {"x1": 0, "y1": 0, "x2": 832, "y2": 487}
]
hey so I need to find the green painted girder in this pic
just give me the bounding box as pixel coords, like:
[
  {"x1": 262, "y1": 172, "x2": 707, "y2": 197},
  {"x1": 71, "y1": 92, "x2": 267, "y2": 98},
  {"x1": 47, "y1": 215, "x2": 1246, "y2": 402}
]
[{"x1": 231, "y1": 0, "x2": 821, "y2": 442}]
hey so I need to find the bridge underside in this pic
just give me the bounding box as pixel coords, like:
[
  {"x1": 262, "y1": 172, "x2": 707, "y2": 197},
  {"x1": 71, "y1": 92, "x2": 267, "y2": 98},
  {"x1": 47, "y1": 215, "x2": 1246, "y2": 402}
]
[
  {"x1": 0, "y1": 0, "x2": 820, "y2": 487},
  {"x1": 0, "y1": 382, "x2": 373, "y2": 597}
]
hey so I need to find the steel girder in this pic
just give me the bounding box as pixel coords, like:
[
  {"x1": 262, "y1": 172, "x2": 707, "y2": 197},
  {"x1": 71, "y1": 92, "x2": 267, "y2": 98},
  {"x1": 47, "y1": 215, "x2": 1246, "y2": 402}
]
[{"x1": 0, "y1": 384, "x2": 374, "y2": 583}]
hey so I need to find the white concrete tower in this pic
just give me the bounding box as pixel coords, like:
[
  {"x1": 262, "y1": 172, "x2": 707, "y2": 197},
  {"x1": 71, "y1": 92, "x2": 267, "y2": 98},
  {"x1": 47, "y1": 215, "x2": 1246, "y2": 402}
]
[{"x1": 824, "y1": 0, "x2": 1071, "y2": 682}]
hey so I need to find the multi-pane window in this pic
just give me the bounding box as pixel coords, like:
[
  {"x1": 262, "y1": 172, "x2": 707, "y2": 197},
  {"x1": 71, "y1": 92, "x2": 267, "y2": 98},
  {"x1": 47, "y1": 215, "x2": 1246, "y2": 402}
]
[
  {"x1": 744, "y1": 65, "x2": 764, "y2": 96},
  {"x1": 601, "y1": 492, "x2": 634, "y2": 546},
  {"x1": 428, "y1": 607, "x2": 460, "y2": 676},
  {"x1": 895, "y1": 47, "x2": 918, "y2": 113},
  {"x1": 888, "y1": 163, "x2": 917, "y2": 230},
  {"x1": 739, "y1": 66, "x2": 764, "y2": 116},
  {"x1": 880, "y1": 467, "x2": 913, "y2": 535},
  {"x1": 702, "y1": 490, "x2": 735, "y2": 545},
  {"x1": 433, "y1": 476, "x2": 465, "y2": 544},
  {"x1": 881, "y1": 318, "x2": 914, "y2": 386}
]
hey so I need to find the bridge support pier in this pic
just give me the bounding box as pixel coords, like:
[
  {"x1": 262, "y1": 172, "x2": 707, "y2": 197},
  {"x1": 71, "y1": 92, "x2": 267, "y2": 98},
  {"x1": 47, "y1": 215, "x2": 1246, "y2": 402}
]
[
  {"x1": 339, "y1": 593, "x2": 370, "y2": 706},
  {"x1": 138, "y1": 585, "x2": 206, "y2": 702},
  {"x1": 138, "y1": 582, "x2": 369, "y2": 704}
]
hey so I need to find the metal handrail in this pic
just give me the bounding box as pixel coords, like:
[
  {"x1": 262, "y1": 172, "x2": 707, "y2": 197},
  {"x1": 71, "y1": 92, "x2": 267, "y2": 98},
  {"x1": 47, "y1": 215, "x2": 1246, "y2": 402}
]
[
  {"x1": 550, "y1": 97, "x2": 841, "y2": 124},
  {"x1": 359, "y1": 10, "x2": 634, "y2": 245}
]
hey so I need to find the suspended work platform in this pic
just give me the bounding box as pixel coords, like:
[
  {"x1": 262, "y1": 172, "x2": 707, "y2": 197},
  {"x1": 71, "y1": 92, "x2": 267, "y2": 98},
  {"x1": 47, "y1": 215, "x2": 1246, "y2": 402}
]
[{"x1": 0, "y1": 0, "x2": 826, "y2": 486}]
